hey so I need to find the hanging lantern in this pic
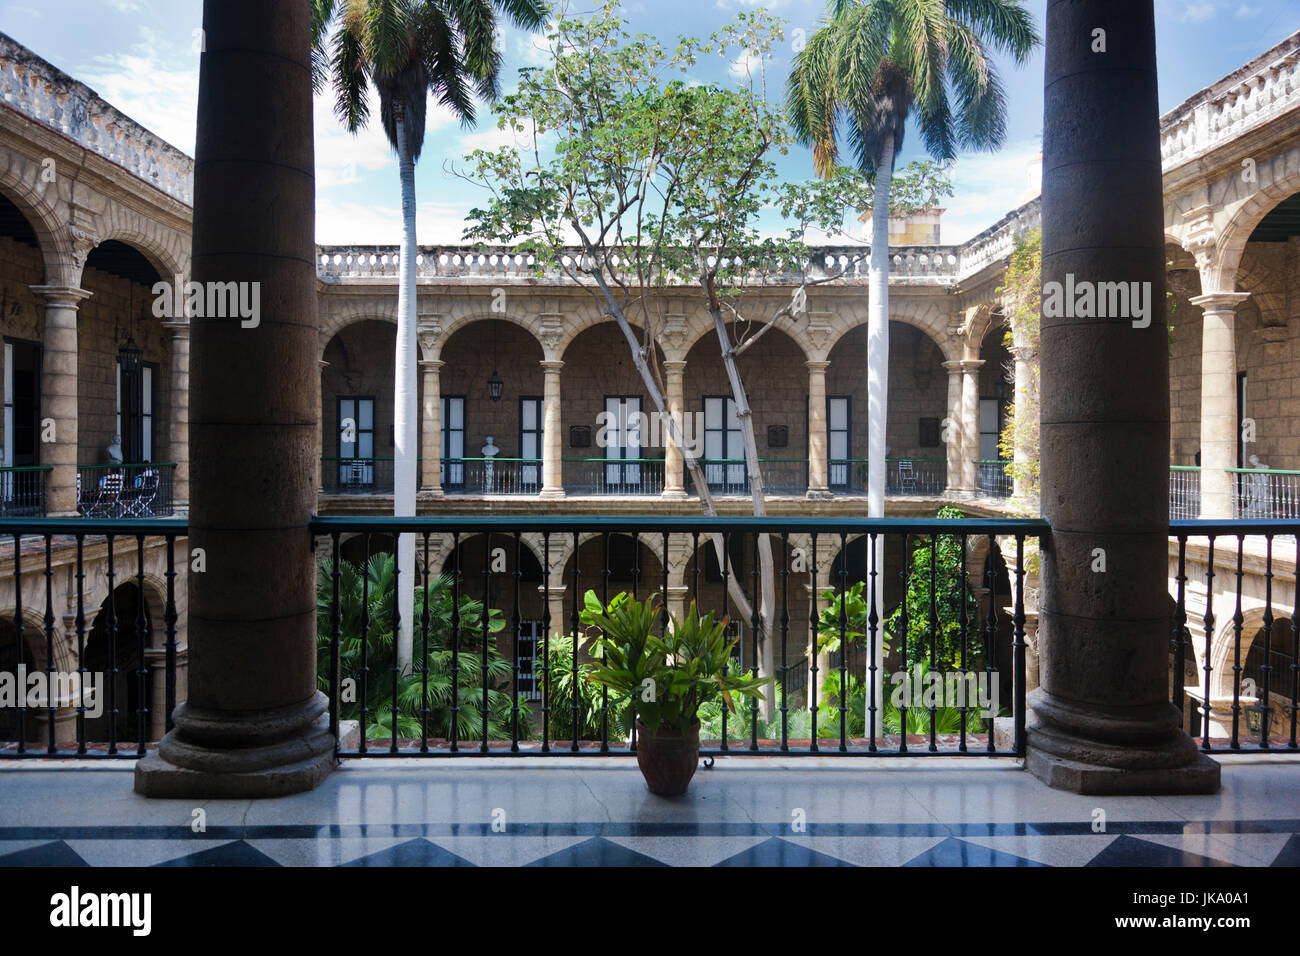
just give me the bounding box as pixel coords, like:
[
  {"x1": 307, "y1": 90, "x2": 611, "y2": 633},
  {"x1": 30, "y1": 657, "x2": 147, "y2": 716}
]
[
  {"x1": 487, "y1": 368, "x2": 503, "y2": 402},
  {"x1": 118, "y1": 335, "x2": 143, "y2": 374}
]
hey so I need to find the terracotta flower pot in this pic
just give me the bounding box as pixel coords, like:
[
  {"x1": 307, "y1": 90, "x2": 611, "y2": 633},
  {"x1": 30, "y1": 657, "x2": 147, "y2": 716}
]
[{"x1": 635, "y1": 718, "x2": 700, "y2": 797}]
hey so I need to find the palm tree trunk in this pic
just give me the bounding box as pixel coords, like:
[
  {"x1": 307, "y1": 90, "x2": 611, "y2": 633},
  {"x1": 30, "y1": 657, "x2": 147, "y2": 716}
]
[
  {"x1": 394, "y1": 109, "x2": 419, "y2": 672},
  {"x1": 866, "y1": 131, "x2": 894, "y2": 737}
]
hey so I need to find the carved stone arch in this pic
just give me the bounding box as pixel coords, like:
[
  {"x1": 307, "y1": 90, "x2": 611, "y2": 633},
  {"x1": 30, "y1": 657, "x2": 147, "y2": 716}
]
[
  {"x1": 1204, "y1": 147, "x2": 1300, "y2": 293},
  {"x1": 319, "y1": 308, "x2": 397, "y2": 361},
  {"x1": 0, "y1": 150, "x2": 72, "y2": 283},
  {"x1": 0, "y1": 607, "x2": 71, "y2": 672},
  {"x1": 439, "y1": 309, "x2": 547, "y2": 358},
  {"x1": 92, "y1": 204, "x2": 188, "y2": 283},
  {"x1": 1207, "y1": 602, "x2": 1293, "y2": 699},
  {"x1": 677, "y1": 311, "x2": 812, "y2": 363}
]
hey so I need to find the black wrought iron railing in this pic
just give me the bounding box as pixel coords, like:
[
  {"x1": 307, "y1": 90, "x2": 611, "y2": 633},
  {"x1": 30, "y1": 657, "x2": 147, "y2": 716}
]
[
  {"x1": 77, "y1": 463, "x2": 176, "y2": 518},
  {"x1": 0, "y1": 465, "x2": 50, "y2": 516},
  {"x1": 1170, "y1": 520, "x2": 1300, "y2": 753},
  {"x1": 311, "y1": 514, "x2": 1046, "y2": 758},
  {"x1": 0, "y1": 518, "x2": 186, "y2": 757},
  {"x1": 974, "y1": 460, "x2": 1014, "y2": 499},
  {"x1": 442, "y1": 457, "x2": 543, "y2": 495},
  {"x1": 562, "y1": 458, "x2": 665, "y2": 495}
]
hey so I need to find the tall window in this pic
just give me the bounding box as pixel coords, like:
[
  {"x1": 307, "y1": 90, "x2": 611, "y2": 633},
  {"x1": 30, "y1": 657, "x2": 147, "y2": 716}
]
[
  {"x1": 828, "y1": 396, "x2": 851, "y2": 490},
  {"x1": 704, "y1": 395, "x2": 744, "y2": 490},
  {"x1": 603, "y1": 396, "x2": 642, "y2": 490},
  {"x1": 978, "y1": 397, "x2": 1002, "y2": 461},
  {"x1": 519, "y1": 396, "x2": 543, "y2": 490},
  {"x1": 337, "y1": 396, "x2": 375, "y2": 487},
  {"x1": 118, "y1": 361, "x2": 157, "y2": 463},
  {"x1": 3, "y1": 339, "x2": 40, "y2": 511},
  {"x1": 441, "y1": 395, "x2": 465, "y2": 489}
]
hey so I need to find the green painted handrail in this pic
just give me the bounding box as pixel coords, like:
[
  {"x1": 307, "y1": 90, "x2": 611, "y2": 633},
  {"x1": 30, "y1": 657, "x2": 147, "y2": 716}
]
[
  {"x1": 1227, "y1": 467, "x2": 1300, "y2": 476},
  {"x1": 78, "y1": 462, "x2": 178, "y2": 469},
  {"x1": 0, "y1": 464, "x2": 53, "y2": 473}
]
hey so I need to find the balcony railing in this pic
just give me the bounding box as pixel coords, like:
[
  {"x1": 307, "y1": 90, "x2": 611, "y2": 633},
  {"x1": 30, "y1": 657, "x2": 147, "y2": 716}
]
[
  {"x1": 0, "y1": 465, "x2": 50, "y2": 516},
  {"x1": 322, "y1": 457, "x2": 396, "y2": 494},
  {"x1": 312, "y1": 514, "x2": 1045, "y2": 757},
  {"x1": 0, "y1": 518, "x2": 187, "y2": 757},
  {"x1": 1231, "y1": 467, "x2": 1300, "y2": 520},
  {"x1": 1171, "y1": 466, "x2": 1201, "y2": 520},
  {"x1": 690, "y1": 458, "x2": 808, "y2": 496},
  {"x1": 77, "y1": 463, "x2": 176, "y2": 518},
  {"x1": 562, "y1": 458, "x2": 665, "y2": 495},
  {"x1": 443, "y1": 458, "x2": 543, "y2": 495},
  {"x1": 1171, "y1": 520, "x2": 1300, "y2": 752},
  {"x1": 974, "y1": 460, "x2": 1014, "y2": 499}
]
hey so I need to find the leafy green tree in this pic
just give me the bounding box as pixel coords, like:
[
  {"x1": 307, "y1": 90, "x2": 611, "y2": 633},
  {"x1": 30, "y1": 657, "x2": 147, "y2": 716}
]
[
  {"x1": 883, "y1": 506, "x2": 982, "y2": 671},
  {"x1": 787, "y1": 1, "x2": 1038, "y2": 689},
  {"x1": 316, "y1": 553, "x2": 527, "y2": 741},
  {"x1": 458, "y1": 1, "x2": 948, "y2": 719},
  {"x1": 312, "y1": 0, "x2": 546, "y2": 671}
]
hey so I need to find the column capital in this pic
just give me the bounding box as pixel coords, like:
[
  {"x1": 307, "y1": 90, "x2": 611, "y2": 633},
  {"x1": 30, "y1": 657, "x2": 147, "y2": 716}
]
[
  {"x1": 29, "y1": 285, "x2": 91, "y2": 307},
  {"x1": 162, "y1": 320, "x2": 191, "y2": 338},
  {"x1": 540, "y1": 359, "x2": 564, "y2": 373},
  {"x1": 1189, "y1": 291, "x2": 1251, "y2": 312},
  {"x1": 942, "y1": 358, "x2": 983, "y2": 373},
  {"x1": 662, "y1": 359, "x2": 687, "y2": 373},
  {"x1": 418, "y1": 358, "x2": 445, "y2": 371},
  {"x1": 804, "y1": 359, "x2": 831, "y2": 372}
]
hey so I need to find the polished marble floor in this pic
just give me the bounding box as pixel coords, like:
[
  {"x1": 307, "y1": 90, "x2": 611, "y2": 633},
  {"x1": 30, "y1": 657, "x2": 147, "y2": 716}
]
[{"x1": 1, "y1": 756, "x2": 1298, "y2": 867}]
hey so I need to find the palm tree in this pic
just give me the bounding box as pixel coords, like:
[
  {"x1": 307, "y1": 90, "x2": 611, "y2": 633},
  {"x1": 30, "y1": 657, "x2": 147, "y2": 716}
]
[
  {"x1": 786, "y1": 0, "x2": 1038, "y2": 729},
  {"x1": 313, "y1": 0, "x2": 547, "y2": 670}
]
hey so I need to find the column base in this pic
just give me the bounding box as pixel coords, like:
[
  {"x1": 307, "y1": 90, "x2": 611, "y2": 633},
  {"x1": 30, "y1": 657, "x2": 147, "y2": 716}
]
[
  {"x1": 660, "y1": 488, "x2": 688, "y2": 500},
  {"x1": 1025, "y1": 689, "x2": 1220, "y2": 795},
  {"x1": 419, "y1": 488, "x2": 445, "y2": 499},
  {"x1": 539, "y1": 488, "x2": 566, "y2": 500},
  {"x1": 134, "y1": 692, "x2": 336, "y2": 799},
  {"x1": 805, "y1": 489, "x2": 833, "y2": 501}
]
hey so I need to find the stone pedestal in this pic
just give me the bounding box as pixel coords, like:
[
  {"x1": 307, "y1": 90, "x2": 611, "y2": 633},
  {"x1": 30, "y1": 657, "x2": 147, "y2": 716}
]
[
  {"x1": 136, "y1": 0, "x2": 335, "y2": 798},
  {"x1": 1028, "y1": 0, "x2": 1218, "y2": 795}
]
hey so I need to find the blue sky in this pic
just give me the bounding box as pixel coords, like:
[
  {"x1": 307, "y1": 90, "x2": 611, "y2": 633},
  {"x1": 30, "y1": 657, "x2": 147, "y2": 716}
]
[{"x1": 3, "y1": 0, "x2": 1298, "y2": 244}]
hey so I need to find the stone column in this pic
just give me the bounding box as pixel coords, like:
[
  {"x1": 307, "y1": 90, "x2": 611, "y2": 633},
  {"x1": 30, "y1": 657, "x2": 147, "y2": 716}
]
[
  {"x1": 959, "y1": 359, "x2": 984, "y2": 494},
  {"x1": 136, "y1": 0, "x2": 334, "y2": 797},
  {"x1": 805, "y1": 360, "x2": 832, "y2": 498},
  {"x1": 541, "y1": 582, "x2": 567, "y2": 643},
  {"x1": 162, "y1": 320, "x2": 190, "y2": 512},
  {"x1": 420, "y1": 358, "x2": 444, "y2": 495},
  {"x1": 942, "y1": 360, "x2": 963, "y2": 496},
  {"x1": 540, "y1": 359, "x2": 565, "y2": 499},
  {"x1": 1191, "y1": 292, "x2": 1250, "y2": 518},
  {"x1": 317, "y1": 358, "x2": 328, "y2": 491},
  {"x1": 662, "y1": 360, "x2": 687, "y2": 499},
  {"x1": 30, "y1": 286, "x2": 89, "y2": 517},
  {"x1": 1009, "y1": 344, "x2": 1037, "y2": 505},
  {"x1": 1029, "y1": 0, "x2": 1218, "y2": 794}
]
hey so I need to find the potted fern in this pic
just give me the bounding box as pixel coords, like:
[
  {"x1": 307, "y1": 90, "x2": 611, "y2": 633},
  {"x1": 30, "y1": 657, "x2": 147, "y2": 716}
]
[{"x1": 580, "y1": 590, "x2": 771, "y2": 796}]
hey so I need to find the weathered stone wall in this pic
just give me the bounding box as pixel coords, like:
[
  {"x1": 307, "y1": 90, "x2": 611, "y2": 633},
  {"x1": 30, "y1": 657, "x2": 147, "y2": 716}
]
[
  {"x1": 827, "y1": 323, "x2": 950, "y2": 466},
  {"x1": 683, "y1": 325, "x2": 809, "y2": 461},
  {"x1": 439, "y1": 320, "x2": 544, "y2": 459},
  {"x1": 321, "y1": 319, "x2": 397, "y2": 461},
  {"x1": 76, "y1": 264, "x2": 171, "y2": 465}
]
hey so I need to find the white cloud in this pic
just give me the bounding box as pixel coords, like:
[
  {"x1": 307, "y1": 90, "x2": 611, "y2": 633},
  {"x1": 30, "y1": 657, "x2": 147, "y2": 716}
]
[
  {"x1": 1181, "y1": 2, "x2": 1217, "y2": 22},
  {"x1": 930, "y1": 139, "x2": 1044, "y2": 245},
  {"x1": 78, "y1": 26, "x2": 199, "y2": 153},
  {"x1": 715, "y1": 0, "x2": 791, "y2": 9},
  {"x1": 1236, "y1": 4, "x2": 1261, "y2": 16},
  {"x1": 316, "y1": 196, "x2": 476, "y2": 246},
  {"x1": 728, "y1": 51, "x2": 765, "y2": 81}
]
